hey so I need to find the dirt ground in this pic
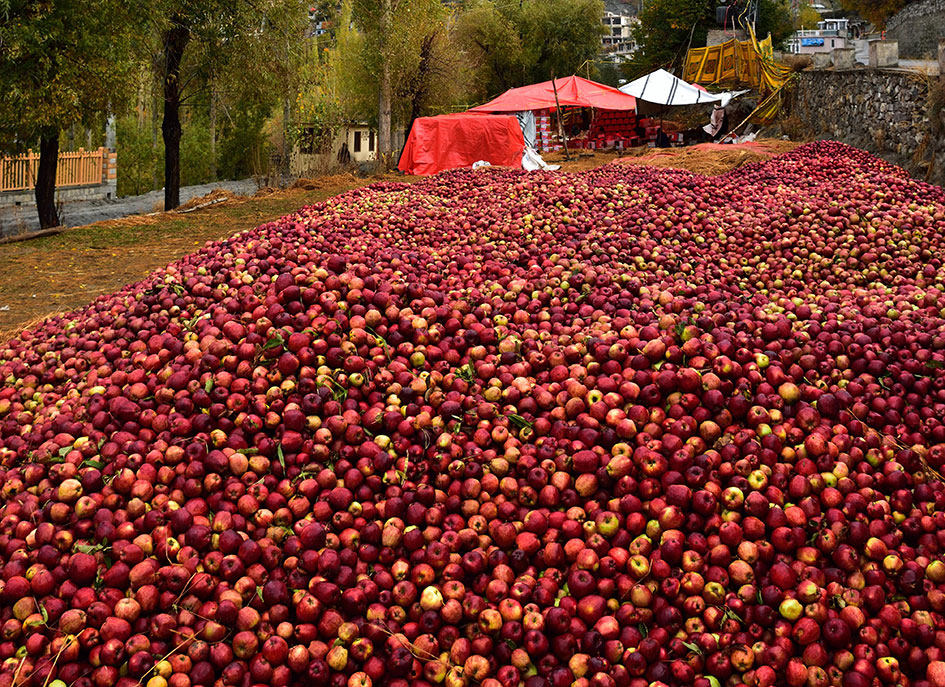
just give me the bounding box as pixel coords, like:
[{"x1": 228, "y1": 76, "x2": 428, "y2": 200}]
[
  {"x1": 0, "y1": 144, "x2": 794, "y2": 340},
  {"x1": 615, "y1": 139, "x2": 801, "y2": 174}
]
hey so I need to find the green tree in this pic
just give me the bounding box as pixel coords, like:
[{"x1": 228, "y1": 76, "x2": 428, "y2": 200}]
[
  {"x1": 757, "y1": 0, "x2": 796, "y2": 47},
  {"x1": 522, "y1": 0, "x2": 606, "y2": 85},
  {"x1": 0, "y1": 0, "x2": 137, "y2": 228},
  {"x1": 397, "y1": 24, "x2": 470, "y2": 138},
  {"x1": 455, "y1": 0, "x2": 528, "y2": 96},
  {"x1": 628, "y1": 0, "x2": 715, "y2": 77},
  {"x1": 342, "y1": 0, "x2": 452, "y2": 161},
  {"x1": 142, "y1": 0, "x2": 308, "y2": 210},
  {"x1": 457, "y1": 0, "x2": 606, "y2": 100}
]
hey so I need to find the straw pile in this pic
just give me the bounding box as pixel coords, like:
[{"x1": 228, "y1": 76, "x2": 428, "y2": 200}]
[
  {"x1": 291, "y1": 172, "x2": 360, "y2": 191},
  {"x1": 178, "y1": 187, "x2": 241, "y2": 210}
]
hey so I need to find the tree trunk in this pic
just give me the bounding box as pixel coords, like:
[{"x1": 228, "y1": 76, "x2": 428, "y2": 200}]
[
  {"x1": 209, "y1": 82, "x2": 217, "y2": 180},
  {"x1": 377, "y1": 0, "x2": 392, "y2": 164},
  {"x1": 35, "y1": 132, "x2": 60, "y2": 230},
  {"x1": 398, "y1": 33, "x2": 436, "y2": 167},
  {"x1": 152, "y1": 72, "x2": 161, "y2": 191},
  {"x1": 282, "y1": 97, "x2": 292, "y2": 179},
  {"x1": 162, "y1": 17, "x2": 190, "y2": 211}
]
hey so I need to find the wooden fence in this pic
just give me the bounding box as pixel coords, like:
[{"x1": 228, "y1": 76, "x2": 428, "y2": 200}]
[{"x1": 0, "y1": 147, "x2": 107, "y2": 193}]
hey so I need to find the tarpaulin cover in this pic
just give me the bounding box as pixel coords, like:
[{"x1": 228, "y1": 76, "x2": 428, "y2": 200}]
[
  {"x1": 683, "y1": 28, "x2": 792, "y2": 95},
  {"x1": 398, "y1": 112, "x2": 525, "y2": 176},
  {"x1": 469, "y1": 75, "x2": 637, "y2": 113},
  {"x1": 619, "y1": 69, "x2": 744, "y2": 107}
]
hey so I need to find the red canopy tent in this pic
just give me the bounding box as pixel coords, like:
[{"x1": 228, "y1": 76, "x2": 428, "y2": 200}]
[
  {"x1": 398, "y1": 112, "x2": 525, "y2": 176},
  {"x1": 468, "y1": 76, "x2": 637, "y2": 113}
]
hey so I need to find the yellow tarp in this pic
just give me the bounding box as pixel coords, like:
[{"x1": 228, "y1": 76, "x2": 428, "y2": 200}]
[{"x1": 683, "y1": 28, "x2": 791, "y2": 95}]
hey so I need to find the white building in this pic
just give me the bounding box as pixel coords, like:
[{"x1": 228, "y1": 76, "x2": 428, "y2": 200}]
[
  {"x1": 602, "y1": 13, "x2": 638, "y2": 60},
  {"x1": 292, "y1": 123, "x2": 406, "y2": 175},
  {"x1": 785, "y1": 18, "x2": 851, "y2": 53}
]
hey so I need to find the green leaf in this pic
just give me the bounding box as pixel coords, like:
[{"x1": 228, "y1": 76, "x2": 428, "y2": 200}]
[
  {"x1": 277, "y1": 444, "x2": 286, "y2": 472},
  {"x1": 204, "y1": 378, "x2": 214, "y2": 393},
  {"x1": 74, "y1": 543, "x2": 108, "y2": 554},
  {"x1": 58, "y1": 446, "x2": 71, "y2": 458},
  {"x1": 262, "y1": 332, "x2": 285, "y2": 351},
  {"x1": 680, "y1": 640, "x2": 703, "y2": 656},
  {"x1": 506, "y1": 413, "x2": 533, "y2": 430},
  {"x1": 81, "y1": 459, "x2": 104, "y2": 470},
  {"x1": 457, "y1": 363, "x2": 475, "y2": 382},
  {"x1": 707, "y1": 678, "x2": 721, "y2": 687}
]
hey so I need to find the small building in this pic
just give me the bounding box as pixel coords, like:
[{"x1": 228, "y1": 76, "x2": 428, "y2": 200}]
[
  {"x1": 292, "y1": 122, "x2": 405, "y2": 176},
  {"x1": 785, "y1": 19, "x2": 851, "y2": 53}
]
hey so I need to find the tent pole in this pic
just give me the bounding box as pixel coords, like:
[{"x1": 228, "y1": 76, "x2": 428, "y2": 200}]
[{"x1": 551, "y1": 73, "x2": 572, "y2": 161}]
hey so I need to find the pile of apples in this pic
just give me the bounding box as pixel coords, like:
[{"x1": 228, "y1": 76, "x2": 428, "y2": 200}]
[{"x1": 2, "y1": 141, "x2": 945, "y2": 687}]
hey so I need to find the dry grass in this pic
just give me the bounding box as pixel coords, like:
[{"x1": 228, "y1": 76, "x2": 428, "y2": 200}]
[{"x1": 782, "y1": 54, "x2": 813, "y2": 72}]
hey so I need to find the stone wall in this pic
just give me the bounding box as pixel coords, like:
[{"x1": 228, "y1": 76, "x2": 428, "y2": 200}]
[
  {"x1": 782, "y1": 68, "x2": 945, "y2": 185},
  {"x1": 886, "y1": 0, "x2": 945, "y2": 58}
]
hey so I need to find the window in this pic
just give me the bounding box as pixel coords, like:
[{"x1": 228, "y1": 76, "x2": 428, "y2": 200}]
[
  {"x1": 612, "y1": 27, "x2": 621, "y2": 36},
  {"x1": 300, "y1": 127, "x2": 316, "y2": 154},
  {"x1": 369, "y1": 130, "x2": 375, "y2": 152},
  {"x1": 354, "y1": 131, "x2": 362, "y2": 153}
]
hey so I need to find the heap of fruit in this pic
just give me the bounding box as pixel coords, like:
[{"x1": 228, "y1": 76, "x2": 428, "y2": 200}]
[{"x1": 3, "y1": 142, "x2": 945, "y2": 687}]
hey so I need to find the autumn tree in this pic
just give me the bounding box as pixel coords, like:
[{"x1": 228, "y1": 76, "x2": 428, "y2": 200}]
[
  {"x1": 795, "y1": 3, "x2": 822, "y2": 28},
  {"x1": 838, "y1": 0, "x2": 904, "y2": 28},
  {"x1": 0, "y1": 0, "x2": 137, "y2": 228}
]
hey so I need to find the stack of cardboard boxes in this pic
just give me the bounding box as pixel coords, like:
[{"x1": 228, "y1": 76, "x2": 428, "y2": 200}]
[{"x1": 536, "y1": 111, "x2": 553, "y2": 152}]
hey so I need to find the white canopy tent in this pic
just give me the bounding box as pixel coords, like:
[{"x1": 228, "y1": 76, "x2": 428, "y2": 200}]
[{"x1": 619, "y1": 69, "x2": 746, "y2": 108}]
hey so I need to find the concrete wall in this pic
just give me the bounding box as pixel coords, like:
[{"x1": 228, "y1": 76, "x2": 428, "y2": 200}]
[
  {"x1": 0, "y1": 180, "x2": 118, "y2": 209},
  {"x1": 707, "y1": 29, "x2": 746, "y2": 46},
  {"x1": 783, "y1": 68, "x2": 945, "y2": 185},
  {"x1": 886, "y1": 0, "x2": 945, "y2": 58}
]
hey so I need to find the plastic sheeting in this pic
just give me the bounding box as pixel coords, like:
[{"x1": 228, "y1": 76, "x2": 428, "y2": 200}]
[
  {"x1": 516, "y1": 111, "x2": 537, "y2": 149},
  {"x1": 522, "y1": 147, "x2": 559, "y2": 172},
  {"x1": 619, "y1": 69, "x2": 744, "y2": 108},
  {"x1": 469, "y1": 76, "x2": 637, "y2": 113},
  {"x1": 398, "y1": 113, "x2": 525, "y2": 176}
]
